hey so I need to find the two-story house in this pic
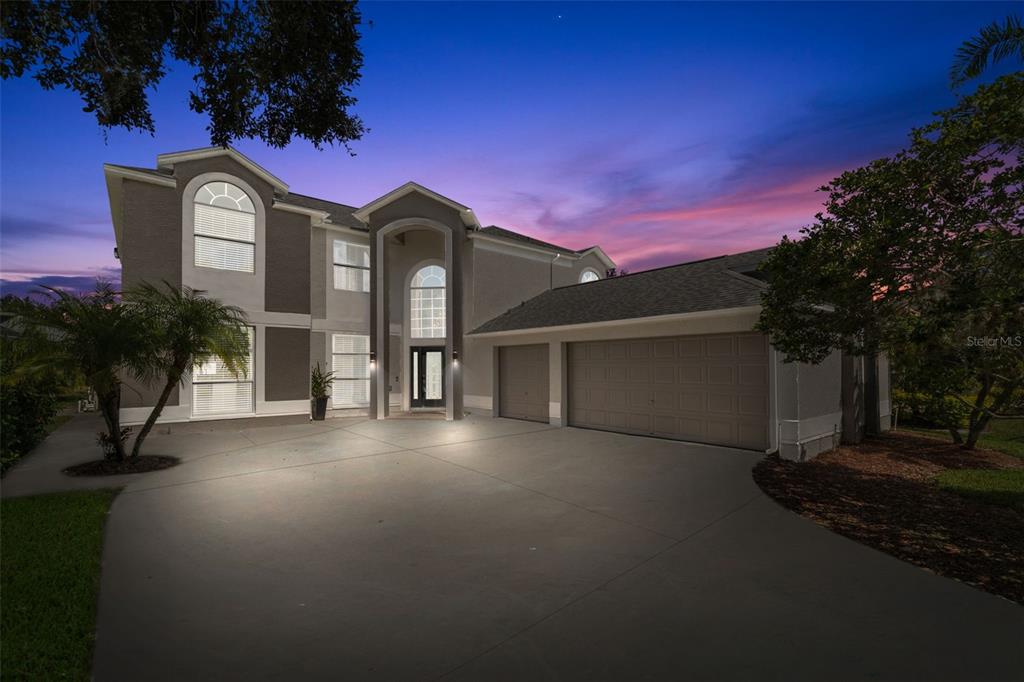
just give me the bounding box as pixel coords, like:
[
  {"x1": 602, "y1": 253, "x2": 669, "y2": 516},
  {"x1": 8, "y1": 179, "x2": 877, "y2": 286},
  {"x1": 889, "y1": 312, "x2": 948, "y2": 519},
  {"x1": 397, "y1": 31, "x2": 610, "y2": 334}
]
[{"x1": 104, "y1": 146, "x2": 890, "y2": 460}]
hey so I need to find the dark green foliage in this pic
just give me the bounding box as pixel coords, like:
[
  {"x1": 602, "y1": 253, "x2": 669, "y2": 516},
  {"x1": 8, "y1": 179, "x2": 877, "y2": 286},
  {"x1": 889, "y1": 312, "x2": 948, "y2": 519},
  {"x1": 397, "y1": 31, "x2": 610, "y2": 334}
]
[
  {"x1": 951, "y1": 14, "x2": 1024, "y2": 86},
  {"x1": 123, "y1": 281, "x2": 249, "y2": 457},
  {"x1": 0, "y1": 336, "x2": 61, "y2": 474},
  {"x1": 757, "y1": 74, "x2": 1024, "y2": 449},
  {"x1": 1, "y1": 490, "x2": 118, "y2": 680},
  {"x1": 11, "y1": 282, "x2": 157, "y2": 461},
  {"x1": 0, "y1": 1, "x2": 365, "y2": 149},
  {"x1": 892, "y1": 389, "x2": 971, "y2": 429},
  {"x1": 310, "y1": 362, "x2": 334, "y2": 400}
]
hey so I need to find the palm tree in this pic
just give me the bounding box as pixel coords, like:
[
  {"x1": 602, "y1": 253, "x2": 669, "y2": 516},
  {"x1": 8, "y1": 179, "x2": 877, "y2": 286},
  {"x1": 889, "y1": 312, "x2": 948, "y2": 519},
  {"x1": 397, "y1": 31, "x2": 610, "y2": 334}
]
[
  {"x1": 15, "y1": 282, "x2": 155, "y2": 461},
  {"x1": 125, "y1": 282, "x2": 249, "y2": 457},
  {"x1": 950, "y1": 14, "x2": 1024, "y2": 87}
]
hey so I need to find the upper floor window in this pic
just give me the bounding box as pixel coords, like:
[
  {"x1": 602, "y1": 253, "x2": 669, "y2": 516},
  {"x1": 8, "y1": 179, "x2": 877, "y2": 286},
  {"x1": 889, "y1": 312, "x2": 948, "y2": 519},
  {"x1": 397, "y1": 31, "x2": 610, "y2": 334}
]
[
  {"x1": 193, "y1": 182, "x2": 256, "y2": 273},
  {"x1": 333, "y1": 240, "x2": 370, "y2": 292},
  {"x1": 410, "y1": 265, "x2": 445, "y2": 339},
  {"x1": 579, "y1": 268, "x2": 600, "y2": 283}
]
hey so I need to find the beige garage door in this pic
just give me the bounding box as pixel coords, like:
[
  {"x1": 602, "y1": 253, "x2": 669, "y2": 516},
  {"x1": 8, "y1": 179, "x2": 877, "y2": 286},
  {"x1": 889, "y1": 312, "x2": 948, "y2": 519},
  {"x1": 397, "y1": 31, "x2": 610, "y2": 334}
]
[
  {"x1": 568, "y1": 333, "x2": 769, "y2": 450},
  {"x1": 499, "y1": 344, "x2": 549, "y2": 423}
]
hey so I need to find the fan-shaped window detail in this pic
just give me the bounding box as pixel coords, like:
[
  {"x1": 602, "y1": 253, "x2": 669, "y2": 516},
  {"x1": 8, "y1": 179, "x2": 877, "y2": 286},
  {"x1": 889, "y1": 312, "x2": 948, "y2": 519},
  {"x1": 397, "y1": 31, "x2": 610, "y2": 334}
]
[
  {"x1": 410, "y1": 265, "x2": 446, "y2": 338},
  {"x1": 193, "y1": 181, "x2": 256, "y2": 272},
  {"x1": 579, "y1": 268, "x2": 600, "y2": 283}
]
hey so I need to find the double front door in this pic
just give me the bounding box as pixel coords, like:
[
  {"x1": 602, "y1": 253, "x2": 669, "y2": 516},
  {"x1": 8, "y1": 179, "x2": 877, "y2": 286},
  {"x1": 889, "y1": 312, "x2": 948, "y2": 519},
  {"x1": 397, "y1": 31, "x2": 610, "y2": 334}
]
[{"x1": 410, "y1": 347, "x2": 444, "y2": 408}]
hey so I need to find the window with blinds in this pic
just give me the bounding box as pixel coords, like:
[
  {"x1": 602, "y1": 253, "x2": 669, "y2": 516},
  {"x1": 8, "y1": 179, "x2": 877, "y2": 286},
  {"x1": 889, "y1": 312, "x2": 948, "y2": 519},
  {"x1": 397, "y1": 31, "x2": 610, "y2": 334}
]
[
  {"x1": 193, "y1": 327, "x2": 254, "y2": 416},
  {"x1": 194, "y1": 182, "x2": 256, "y2": 273},
  {"x1": 333, "y1": 240, "x2": 370, "y2": 292},
  {"x1": 332, "y1": 334, "x2": 370, "y2": 408}
]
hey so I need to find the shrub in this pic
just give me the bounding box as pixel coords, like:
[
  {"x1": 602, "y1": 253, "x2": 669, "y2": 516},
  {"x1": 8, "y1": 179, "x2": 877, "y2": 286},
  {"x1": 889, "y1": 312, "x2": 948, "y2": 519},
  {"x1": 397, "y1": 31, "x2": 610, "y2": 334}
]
[
  {"x1": 0, "y1": 337, "x2": 62, "y2": 474},
  {"x1": 892, "y1": 389, "x2": 971, "y2": 429}
]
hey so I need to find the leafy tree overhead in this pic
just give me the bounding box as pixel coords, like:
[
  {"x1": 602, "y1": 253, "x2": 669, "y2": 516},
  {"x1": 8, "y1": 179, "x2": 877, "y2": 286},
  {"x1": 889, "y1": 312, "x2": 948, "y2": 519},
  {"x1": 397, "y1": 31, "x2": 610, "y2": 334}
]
[
  {"x1": 124, "y1": 282, "x2": 249, "y2": 458},
  {"x1": 756, "y1": 73, "x2": 1024, "y2": 449},
  {"x1": 0, "y1": 1, "x2": 365, "y2": 149},
  {"x1": 951, "y1": 14, "x2": 1024, "y2": 87}
]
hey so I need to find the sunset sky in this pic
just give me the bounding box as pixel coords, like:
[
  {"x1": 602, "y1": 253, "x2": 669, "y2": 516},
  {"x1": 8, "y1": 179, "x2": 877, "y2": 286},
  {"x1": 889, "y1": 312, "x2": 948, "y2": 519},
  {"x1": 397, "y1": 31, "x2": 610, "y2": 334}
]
[{"x1": 0, "y1": 2, "x2": 1014, "y2": 295}]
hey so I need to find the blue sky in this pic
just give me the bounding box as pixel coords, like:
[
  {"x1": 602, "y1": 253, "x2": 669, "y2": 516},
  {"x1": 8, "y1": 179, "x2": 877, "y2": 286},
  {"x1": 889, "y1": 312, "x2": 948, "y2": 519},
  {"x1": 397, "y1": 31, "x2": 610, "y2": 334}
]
[{"x1": 0, "y1": 1, "x2": 1015, "y2": 295}]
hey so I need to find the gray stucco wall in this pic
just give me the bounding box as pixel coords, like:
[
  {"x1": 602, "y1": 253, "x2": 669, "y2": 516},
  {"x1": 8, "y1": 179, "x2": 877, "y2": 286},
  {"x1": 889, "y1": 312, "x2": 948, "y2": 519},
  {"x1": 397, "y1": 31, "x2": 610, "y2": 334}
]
[
  {"x1": 310, "y1": 331, "x2": 327, "y2": 372},
  {"x1": 173, "y1": 157, "x2": 275, "y2": 210},
  {"x1": 776, "y1": 349, "x2": 843, "y2": 460},
  {"x1": 367, "y1": 192, "x2": 467, "y2": 418},
  {"x1": 320, "y1": 229, "x2": 371, "y2": 331},
  {"x1": 265, "y1": 326, "x2": 310, "y2": 401},
  {"x1": 469, "y1": 247, "x2": 552, "y2": 330},
  {"x1": 266, "y1": 208, "x2": 311, "y2": 314},
  {"x1": 120, "y1": 178, "x2": 181, "y2": 289},
  {"x1": 387, "y1": 229, "x2": 445, "y2": 323},
  {"x1": 121, "y1": 375, "x2": 178, "y2": 409},
  {"x1": 554, "y1": 250, "x2": 608, "y2": 288}
]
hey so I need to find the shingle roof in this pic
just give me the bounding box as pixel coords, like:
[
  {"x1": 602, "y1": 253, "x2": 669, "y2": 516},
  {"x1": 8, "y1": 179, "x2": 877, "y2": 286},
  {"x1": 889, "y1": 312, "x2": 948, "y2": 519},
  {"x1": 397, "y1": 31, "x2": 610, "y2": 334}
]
[
  {"x1": 479, "y1": 225, "x2": 582, "y2": 255},
  {"x1": 470, "y1": 247, "x2": 774, "y2": 334},
  {"x1": 280, "y1": 192, "x2": 366, "y2": 229}
]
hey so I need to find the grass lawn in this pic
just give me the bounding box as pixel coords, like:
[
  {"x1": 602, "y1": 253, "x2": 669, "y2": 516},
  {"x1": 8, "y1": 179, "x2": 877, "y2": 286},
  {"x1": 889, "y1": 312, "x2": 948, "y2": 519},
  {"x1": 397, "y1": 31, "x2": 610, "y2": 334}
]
[
  {"x1": 897, "y1": 418, "x2": 1024, "y2": 510},
  {"x1": 898, "y1": 417, "x2": 1024, "y2": 459},
  {"x1": 936, "y1": 469, "x2": 1024, "y2": 512},
  {"x1": 1, "y1": 489, "x2": 119, "y2": 680}
]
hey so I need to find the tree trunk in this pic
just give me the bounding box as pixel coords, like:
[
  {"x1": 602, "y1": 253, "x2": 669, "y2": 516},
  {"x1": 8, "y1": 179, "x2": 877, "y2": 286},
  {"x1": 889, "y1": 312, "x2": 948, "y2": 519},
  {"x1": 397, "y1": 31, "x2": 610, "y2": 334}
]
[
  {"x1": 131, "y1": 367, "x2": 183, "y2": 458},
  {"x1": 962, "y1": 374, "x2": 993, "y2": 450},
  {"x1": 948, "y1": 427, "x2": 963, "y2": 445},
  {"x1": 97, "y1": 386, "x2": 127, "y2": 461},
  {"x1": 964, "y1": 379, "x2": 1019, "y2": 449},
  {"x1": 130, "y1": 378, "x2": 176, "y2": 457}
]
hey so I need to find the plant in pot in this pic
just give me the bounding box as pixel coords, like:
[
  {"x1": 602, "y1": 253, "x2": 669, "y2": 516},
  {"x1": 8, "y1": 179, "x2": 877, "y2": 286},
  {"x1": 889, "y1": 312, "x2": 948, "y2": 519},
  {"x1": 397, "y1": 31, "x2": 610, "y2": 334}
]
[{"x1": 310, "y1": 362, "x2": 334, "y2": 421}]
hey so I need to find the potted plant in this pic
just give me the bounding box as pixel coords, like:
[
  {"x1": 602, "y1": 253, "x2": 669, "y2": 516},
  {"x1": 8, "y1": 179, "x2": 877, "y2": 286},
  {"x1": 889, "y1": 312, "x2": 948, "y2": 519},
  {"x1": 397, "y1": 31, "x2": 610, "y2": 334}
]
[{"x1": 310, "y1": 362, "x2": 334, "y2": 421}]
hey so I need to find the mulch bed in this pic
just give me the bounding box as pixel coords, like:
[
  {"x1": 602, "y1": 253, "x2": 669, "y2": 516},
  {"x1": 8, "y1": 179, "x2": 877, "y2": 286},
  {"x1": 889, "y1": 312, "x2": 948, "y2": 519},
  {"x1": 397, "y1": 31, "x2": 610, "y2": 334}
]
[
  {"x1": 753, "y1": 432, "x2": 1024, "y2": 605},
  {"x1": 63, "y1": 456, "x2": 180, "y2": 477}
]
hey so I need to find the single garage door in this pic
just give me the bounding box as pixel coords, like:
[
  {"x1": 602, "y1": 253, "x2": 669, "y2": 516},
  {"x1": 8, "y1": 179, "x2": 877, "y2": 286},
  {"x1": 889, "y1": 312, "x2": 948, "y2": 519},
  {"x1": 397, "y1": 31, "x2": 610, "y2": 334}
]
[
  {"x1": 499, "y1": 344, "x2": 549, "y2": 423},
  {"x1": 568, "y1": 333, "x2": 769, "y2": 450}
]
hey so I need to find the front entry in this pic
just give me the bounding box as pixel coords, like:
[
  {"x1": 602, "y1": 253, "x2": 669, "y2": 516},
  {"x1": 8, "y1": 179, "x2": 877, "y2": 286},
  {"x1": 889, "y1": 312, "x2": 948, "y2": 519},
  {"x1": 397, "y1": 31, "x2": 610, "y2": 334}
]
[{"x1": 410, "y1": 347, "x2": 445, "y2": 408}]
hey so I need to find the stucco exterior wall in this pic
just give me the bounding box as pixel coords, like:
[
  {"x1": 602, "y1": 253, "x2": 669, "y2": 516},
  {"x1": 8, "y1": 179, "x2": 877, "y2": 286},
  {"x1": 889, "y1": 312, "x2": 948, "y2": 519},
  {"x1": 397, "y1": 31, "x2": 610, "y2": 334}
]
[
  {"x1": 266, "y1": 209, "x2": 311, "y2": 314},
  {"x1": 120, "y1": 178, "x2": 181, "y2": 289},
  {"x1": 320, "y1": 228, "x2": 371, "y2": 332},
  {"x1": 265, "y1": 327, "x2": 310, "y2": 401},
  {"x1": 469, "y1": 246, "x2": 553, "y2": 330},
  {"x1": 776, "y1": 349, "x2": 843, "y2": 461},
  {"x1": 120, "y1": 375, "x2": 178, "y2": 409},
  {"x1": 553, "y1": 250, "x2": 608, "y2": 288}
]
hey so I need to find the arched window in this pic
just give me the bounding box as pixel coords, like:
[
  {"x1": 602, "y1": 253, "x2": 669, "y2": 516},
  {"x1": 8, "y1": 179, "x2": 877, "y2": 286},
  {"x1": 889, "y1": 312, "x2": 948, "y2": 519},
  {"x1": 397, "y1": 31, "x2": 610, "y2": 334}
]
[
  {"x1": 410, "y1": 265, "x2": 446, "y2": 338},
  {"x1": 579, "y1": 268, "x2": 600, "y2": 283},
  {"x1": 193, "y1": 181, "x2": 256, "y2": 272}
]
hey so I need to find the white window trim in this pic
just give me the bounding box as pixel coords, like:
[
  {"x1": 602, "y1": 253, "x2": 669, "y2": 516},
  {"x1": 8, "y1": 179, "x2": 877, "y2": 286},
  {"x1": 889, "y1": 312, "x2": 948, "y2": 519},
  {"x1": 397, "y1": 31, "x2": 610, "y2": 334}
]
[
  {"x1": 181, "y1": 172, "x2": 267, "y2": 313},
  {"x1": 332, "y1": 239, "x2": 370, "y2": 293},
  {"x1": 409, "y1": 265, "x2": 446, "y2": 339},
  {"x1": 191, "y1": 326, "x2": 255, "y2": 417},
  {"x1": 579, "y1": 267, "x2": 601, "y2": 283},
  {"x1": 193, "y1": 182, "x2": 257, "y2": 273},
  {"x1": 331, "y1": 333, "x2": 370, "y2": 408}
]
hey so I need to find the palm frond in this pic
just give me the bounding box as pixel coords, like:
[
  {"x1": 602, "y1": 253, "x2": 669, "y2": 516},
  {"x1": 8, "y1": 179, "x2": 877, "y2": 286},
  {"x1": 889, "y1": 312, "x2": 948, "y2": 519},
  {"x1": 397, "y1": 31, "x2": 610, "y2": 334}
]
[{"x1": 950, "y1": 14, "x2": 1024, "y2": 87}]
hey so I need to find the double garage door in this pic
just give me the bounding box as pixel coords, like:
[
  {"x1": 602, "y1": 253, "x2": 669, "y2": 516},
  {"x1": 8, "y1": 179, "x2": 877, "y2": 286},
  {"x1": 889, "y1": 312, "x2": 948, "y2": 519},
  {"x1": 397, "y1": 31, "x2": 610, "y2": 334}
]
[
  {"x1": 498, "y1": 333, "x2": 770, "y2": 450},
  {"x1": 568, "y1": 333, "x2": 770, "y2": 450}
]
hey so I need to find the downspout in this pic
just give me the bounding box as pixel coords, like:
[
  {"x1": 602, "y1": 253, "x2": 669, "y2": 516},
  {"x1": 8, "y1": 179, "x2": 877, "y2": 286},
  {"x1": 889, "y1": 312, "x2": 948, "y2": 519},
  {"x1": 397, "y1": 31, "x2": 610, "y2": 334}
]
[{"x1": 550, "y1": 252, "x2": 560, "y2": 289}]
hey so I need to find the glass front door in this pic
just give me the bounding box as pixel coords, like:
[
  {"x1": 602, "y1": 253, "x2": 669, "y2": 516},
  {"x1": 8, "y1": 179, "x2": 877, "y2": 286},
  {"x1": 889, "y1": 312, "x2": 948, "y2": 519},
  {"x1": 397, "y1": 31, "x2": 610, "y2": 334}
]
[{"x1": 410, "y1": 347, "x2": 445, "y2": 408}]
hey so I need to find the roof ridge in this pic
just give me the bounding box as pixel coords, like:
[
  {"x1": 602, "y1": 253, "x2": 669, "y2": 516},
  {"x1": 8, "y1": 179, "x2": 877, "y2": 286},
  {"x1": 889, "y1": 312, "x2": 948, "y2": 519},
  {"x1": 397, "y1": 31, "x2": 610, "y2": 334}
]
[{"x1": 283, "y1": 191, "x2": 357, "y2": 210}]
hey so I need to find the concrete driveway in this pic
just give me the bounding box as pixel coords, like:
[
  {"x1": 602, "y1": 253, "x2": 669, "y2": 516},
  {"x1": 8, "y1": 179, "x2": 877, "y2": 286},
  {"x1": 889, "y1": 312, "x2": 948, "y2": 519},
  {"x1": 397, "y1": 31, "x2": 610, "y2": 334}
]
[{"x1": 26, "y1": 415, "x2": 1020, "y2": 680}]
